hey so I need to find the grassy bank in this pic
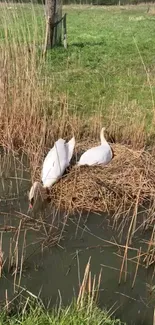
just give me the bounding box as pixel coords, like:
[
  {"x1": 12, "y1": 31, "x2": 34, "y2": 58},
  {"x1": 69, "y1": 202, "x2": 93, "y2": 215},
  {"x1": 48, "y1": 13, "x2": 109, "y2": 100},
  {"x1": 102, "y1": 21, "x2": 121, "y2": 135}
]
[
  {"x1": 0, "y1": 260, "x2": 125, "y2": 325},
  {"x1": 0, "y1": 302, "x2": 124, "y2": 325}
]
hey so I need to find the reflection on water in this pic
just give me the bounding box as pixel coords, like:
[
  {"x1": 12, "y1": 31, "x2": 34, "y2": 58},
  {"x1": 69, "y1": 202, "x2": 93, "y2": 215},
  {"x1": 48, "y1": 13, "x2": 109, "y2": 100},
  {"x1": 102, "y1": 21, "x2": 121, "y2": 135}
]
[{"x1": 0, "y1": 152, "x2": 154, "y2": 325}]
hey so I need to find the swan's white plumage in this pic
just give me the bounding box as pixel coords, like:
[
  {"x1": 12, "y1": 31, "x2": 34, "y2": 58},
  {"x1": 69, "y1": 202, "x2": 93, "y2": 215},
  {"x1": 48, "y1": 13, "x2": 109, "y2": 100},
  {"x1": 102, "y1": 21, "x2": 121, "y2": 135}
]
[
  {"x1": 66, "y1": 136, "x2": 76, "y2": 163},
  {"x1": 29, "y1": 136, "x2": 75, "y2": 207},
  {"x1": 41, "y1": 137, "x2": 75, "y2": 187},
  {"x1": 78, "y1": 128, "x2": 112, "y2": 166}
]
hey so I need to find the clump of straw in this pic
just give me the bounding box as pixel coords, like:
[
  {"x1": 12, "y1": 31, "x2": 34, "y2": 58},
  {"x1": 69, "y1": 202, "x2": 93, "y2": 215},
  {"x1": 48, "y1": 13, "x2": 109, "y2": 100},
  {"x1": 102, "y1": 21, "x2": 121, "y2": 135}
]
[{"x1": 50, "y1": 142, "x2": 155, "y2": 216}]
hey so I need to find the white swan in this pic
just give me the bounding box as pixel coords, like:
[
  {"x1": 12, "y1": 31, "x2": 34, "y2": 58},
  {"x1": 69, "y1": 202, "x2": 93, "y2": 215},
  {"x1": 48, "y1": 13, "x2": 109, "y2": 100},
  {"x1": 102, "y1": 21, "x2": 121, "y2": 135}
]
[
  {"x1": 29, "y1": 136, "x2": 75, "y2": 208},
  {"x1": 78, "y1": 127, "x2": 113, "y2": 166}
]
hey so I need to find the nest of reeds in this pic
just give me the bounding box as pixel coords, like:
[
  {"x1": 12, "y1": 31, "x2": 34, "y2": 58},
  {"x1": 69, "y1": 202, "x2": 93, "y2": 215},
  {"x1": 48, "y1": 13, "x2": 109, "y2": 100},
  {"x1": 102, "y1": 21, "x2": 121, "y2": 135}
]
[{"x1": 50, "y1": 142, "x2": 155, "y2": 215}]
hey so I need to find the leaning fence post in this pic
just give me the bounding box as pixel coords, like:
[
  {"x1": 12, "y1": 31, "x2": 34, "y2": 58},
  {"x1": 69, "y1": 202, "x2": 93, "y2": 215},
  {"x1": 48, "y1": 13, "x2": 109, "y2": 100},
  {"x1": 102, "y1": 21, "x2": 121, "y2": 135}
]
[{"x1": 63, "y1": 13, "x2": 67, "y2": 49}]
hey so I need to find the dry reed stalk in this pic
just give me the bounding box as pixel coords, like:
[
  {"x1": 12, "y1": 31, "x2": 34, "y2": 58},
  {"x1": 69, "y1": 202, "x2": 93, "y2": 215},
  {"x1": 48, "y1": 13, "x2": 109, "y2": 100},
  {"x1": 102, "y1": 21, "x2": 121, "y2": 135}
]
[
  {"x1": 0, "y1": 232, "x2": 4, "y2": 278},
  {"x1": 129, "y1": 184, "x2": 142, "y2": 246},
  {"x1": 5, "y1": 289, "x2": 9, "y2": 313},
  {"x1": 12, "y1": 220, "x2": 22, "y2": 293},
  {"x1": 132, "y1": 247, "x2": 141, "y2": 288},
  {"x1": 76, "y1": 250, "x2": 81, "y2": 288},
  {"x1": 77, "y1": 257, "x2": 91, "y2": 308},
  {"x1": 124, "y1": 251, "x2": 128, "y2": 283},
  {"x1": 133, "y1": 38, "x2": 155, "y2": 126},
  {"x1": 89, "y1": 274, "x2": 96, "y2": 313},
  {"x1": 8, "y1": 237, "x2": 13, "y2": 273},
  {"x1": 18, "y1": 229, "x2": 26, "y2": 288},
  {"x1": 119, "y1": 244, "x2": 128, "y2": 284},
  {"x1": 94, "y1": 268, "x2": 102, "y2": 304},
  {"x1": 77, "y1": 257, "x2": 102, "y2": 309},
  {"x1": 143, "y1": 225, "x2": 155, "y2": 267}
]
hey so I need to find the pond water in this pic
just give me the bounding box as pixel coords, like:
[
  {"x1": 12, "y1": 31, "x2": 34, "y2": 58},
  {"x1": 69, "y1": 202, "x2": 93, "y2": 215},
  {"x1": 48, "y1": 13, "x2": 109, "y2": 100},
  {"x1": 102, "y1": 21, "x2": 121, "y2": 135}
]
[{"x1": 0, "y1": 152, "x2": 154, "y2": 325}]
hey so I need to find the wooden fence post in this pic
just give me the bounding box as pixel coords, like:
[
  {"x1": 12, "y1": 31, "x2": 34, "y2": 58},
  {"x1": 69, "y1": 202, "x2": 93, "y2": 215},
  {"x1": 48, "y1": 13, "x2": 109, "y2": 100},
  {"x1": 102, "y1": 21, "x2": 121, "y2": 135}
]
[
  {"x1": 63, "y1": 13, "x2": 67, "y2": 49},
  {"x1": 44, "y1": 0, "x2": 62, "y2": 51}
]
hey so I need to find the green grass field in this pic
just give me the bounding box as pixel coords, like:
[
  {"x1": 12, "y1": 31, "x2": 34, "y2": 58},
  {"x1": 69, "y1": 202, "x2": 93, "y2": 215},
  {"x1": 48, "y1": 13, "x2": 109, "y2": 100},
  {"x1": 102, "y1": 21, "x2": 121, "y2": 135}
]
[{"x1": 1, "y1": 4, "x2": 155, "y2": 126}]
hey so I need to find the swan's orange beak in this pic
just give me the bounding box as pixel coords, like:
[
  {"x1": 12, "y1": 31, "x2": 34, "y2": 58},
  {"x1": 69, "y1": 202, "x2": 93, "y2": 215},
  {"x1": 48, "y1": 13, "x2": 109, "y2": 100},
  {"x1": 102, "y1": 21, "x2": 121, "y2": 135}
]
[{"x1": 29, "y1": 203, "x2": 33, "y2": 209}]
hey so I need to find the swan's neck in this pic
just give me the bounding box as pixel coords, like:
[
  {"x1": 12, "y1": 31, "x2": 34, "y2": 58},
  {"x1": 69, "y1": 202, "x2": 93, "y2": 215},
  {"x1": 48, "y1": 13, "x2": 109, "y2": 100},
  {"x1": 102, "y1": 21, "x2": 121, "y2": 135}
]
[
  {"x1": 42, "y1": 185, "x2": 50, "y2": 199},
  {"x1": 100, "y1": 127, "x2": 106, "y2": 145},
  {"x1": 29, "y1": 181, "x2": 50, "y2": 209},
  {"x1": 32, "y1": 182, "x2": 49, "y2": 201}
]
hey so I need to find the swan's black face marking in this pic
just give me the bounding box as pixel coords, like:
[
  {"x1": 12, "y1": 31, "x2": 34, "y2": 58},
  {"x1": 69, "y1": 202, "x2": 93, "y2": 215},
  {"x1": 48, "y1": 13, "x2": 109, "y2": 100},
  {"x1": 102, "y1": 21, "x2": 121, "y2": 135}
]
[
  {"x1": 46, "y1": 187, "x2": 51, "y2": 203},
  {"x1": 46, "y1": 187, "x2": 50, "y2": 195},
  {"x1": 29, "y1": 197, "x2": 34, "y2": 208}
]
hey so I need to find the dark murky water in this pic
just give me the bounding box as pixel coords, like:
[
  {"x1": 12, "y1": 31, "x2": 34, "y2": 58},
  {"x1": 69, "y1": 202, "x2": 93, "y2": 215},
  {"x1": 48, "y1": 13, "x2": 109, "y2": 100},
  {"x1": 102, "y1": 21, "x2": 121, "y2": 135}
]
[{"x1": 0, "y1": 152, "x2": 154, "y2": 325}]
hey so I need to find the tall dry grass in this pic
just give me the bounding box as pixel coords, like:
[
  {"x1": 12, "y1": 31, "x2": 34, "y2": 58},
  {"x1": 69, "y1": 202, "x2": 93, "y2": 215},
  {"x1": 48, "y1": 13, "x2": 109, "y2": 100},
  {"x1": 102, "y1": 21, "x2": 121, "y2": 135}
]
[
  {"x1": 0, "y1": 39, "x2": 151, "y2": 182},
  {"x1": 0, "y1": 3, "x2": 151, "y2": 156}
]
